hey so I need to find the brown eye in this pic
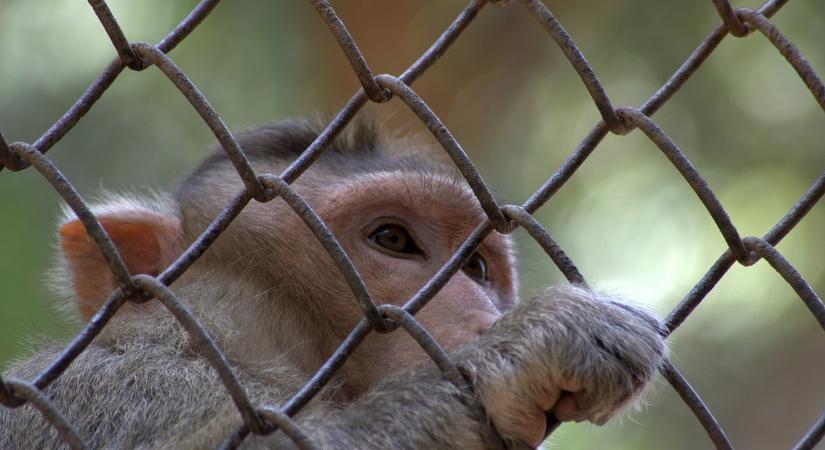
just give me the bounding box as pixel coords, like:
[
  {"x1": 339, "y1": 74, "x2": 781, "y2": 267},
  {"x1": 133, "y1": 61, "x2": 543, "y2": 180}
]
[
  {"x1": 462, "y1": 253, "x2": 488, "y2": 283},
  {"x1": 369, "y1": 224, "x2": 422, "y2": 255}
]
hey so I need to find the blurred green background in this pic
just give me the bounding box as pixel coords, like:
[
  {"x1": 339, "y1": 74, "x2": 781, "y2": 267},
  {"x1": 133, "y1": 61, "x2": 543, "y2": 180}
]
[{"x1": 1, "y1": 1, "x2": 823, "y2": 449}]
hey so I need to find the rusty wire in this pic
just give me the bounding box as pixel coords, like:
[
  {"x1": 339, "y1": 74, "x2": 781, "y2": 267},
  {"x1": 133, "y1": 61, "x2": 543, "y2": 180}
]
[{"x1": 0, "y1": 0, "x2": 823, "y2": 449}]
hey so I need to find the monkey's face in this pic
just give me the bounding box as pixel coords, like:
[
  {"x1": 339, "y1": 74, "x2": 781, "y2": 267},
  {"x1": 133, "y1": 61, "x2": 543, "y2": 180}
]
[
  {"x1": 65, "y1": 128, "x2": 521, "y2": 399},
  {"x1": 313, "y1": 170, "x2": 518, "y2": 396},
  {"x1": 178, "y1": 166, "x2": 518, "y2": 396}
]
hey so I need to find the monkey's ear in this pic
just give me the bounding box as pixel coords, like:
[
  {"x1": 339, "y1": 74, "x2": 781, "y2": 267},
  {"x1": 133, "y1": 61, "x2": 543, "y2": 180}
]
[{"x1": 59, "y1": 206, "x2": 183, "y2": 321}]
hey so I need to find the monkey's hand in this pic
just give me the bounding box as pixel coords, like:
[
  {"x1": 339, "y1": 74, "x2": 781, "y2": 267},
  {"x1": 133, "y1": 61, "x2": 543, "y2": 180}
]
[
  {"x1": 278, "y1": 285, "x2": 664, "y2": 450},
  {"x1": 458, "y1": 285, "x2": 666, "y2": 448}
]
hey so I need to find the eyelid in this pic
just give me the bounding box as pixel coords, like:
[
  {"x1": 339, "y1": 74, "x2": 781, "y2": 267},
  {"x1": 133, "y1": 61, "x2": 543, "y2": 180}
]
[
  {"x1": 362, "y1": 217, "x2": 428, "y2": 259},
  {"x1": 371, "y1": 224, "x2": 422, "y2": 255},
  {"x1": 463, "y1": 252, "x2": 489, "y2": 283}
]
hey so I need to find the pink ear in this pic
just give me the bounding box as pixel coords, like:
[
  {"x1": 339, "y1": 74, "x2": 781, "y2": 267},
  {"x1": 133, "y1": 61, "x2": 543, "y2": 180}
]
[{"x1": 59, "y1": 210, "x2": 182, "y2": 321}]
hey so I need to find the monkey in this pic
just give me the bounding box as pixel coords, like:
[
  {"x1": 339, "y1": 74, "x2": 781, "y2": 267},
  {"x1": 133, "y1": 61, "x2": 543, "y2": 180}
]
[{"x1": 0, "y1": 118, "x2": 666, "y2": 449}]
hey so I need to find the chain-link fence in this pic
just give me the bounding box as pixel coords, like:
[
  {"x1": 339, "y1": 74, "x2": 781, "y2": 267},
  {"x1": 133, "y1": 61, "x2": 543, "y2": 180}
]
[{"x1": 1, "y1": 0, "x2": 824, "y2": 448}]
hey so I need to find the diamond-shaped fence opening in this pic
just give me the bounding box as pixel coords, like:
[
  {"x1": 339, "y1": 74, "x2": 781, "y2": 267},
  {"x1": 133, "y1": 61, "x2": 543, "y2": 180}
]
[{"x1": 1, "y1": 1, "x2": 824, "y2": 449}]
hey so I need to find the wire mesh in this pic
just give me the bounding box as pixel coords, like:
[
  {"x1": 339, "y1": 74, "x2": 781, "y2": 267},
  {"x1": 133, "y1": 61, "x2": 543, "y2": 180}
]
[{"x1": 1, "y1": 0, "x2": 823, "y2": 449}]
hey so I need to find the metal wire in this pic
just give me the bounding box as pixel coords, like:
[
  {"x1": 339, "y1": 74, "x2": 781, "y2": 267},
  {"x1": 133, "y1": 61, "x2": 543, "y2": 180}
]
[{"x1": 1, "y1": 0, "x2": 823, "y2": 449}]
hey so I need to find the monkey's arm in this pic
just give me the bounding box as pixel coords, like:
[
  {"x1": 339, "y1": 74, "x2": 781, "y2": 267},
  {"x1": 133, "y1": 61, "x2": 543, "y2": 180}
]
[
  {"x1": 257, "y1": 285, "x2": 666, "y2": 450},
  {"x1": 0, "y1": 286, "x2": 661, "y2": 450},
  {"x1": 262, "y1": 361, "x2": 500, "y2": 450}
]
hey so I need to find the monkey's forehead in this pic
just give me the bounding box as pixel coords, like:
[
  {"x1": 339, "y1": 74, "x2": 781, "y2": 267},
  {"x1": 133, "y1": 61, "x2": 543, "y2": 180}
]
[{"x1": 326, "y1": 170, "x2": 478, "y2": 210}]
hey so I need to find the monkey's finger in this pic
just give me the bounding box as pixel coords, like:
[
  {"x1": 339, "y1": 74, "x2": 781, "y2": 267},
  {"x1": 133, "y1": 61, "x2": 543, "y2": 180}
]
[
  {"x1": 535, "y1": 378, "x2": 579, "y2": 411},
  {"x1": 608, "y1": 300, "x2": 663, "y2": 332},
  {"x1": 551, "y1": 392, "x2": 590, "y2": 422}
]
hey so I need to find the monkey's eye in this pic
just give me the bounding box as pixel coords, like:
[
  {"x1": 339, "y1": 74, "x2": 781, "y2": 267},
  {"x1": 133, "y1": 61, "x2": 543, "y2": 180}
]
[
  {"x1": 369, "y1": 224, "x2": 422, "y2": 255},
  {"x1": 462, "y1": 253, "x2": 488, "y2": 283}
]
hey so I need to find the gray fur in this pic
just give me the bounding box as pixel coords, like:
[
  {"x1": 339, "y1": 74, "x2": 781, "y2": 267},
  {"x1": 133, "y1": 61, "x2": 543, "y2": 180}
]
[
  {"x1": 1, "y1": 285, "x2": 664, "y2": 449},
  {"x1": 0, "y1": 120, "x2": 665, "y2": 449}
]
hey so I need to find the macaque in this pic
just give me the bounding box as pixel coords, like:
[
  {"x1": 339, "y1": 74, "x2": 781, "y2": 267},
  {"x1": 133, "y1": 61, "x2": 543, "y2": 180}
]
[{"x1": 0, "y1": 119, "x2": 665, "y2": 449}]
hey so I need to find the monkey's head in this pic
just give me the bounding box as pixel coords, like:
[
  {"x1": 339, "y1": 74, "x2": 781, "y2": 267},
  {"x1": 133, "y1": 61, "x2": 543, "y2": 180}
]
[{"x1": 57, "y1": 119, "x2": 517, "y2": 397}]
